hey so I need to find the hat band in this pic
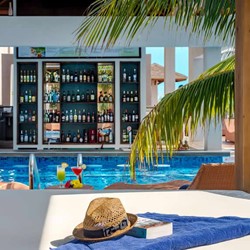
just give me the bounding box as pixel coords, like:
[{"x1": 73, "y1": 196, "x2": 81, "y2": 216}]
[{"x1": 83, "y1": 218, "x2": 129, "y2": 238}]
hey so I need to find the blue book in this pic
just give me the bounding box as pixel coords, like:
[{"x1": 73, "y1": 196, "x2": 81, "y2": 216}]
[{"x1": 127, "y1": 217, "x2": 173, "y2": 239}]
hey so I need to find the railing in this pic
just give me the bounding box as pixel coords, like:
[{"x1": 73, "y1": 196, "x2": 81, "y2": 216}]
[{"x1": 28, "y1": 153, "x2": 41, "y2": 190}]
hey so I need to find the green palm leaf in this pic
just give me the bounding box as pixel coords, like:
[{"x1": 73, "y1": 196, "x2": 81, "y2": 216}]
[
  {"x1": 75, "y1": 0, "x2": 235, "y2": 48},
  {"x1": 129, "y1": 55, "x2": 235, "y2": 179}
]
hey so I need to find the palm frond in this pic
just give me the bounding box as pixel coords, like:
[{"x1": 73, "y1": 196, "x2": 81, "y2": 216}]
[
  {"x1": 129, "y1": 55, "x2": 235, "y2": 179},
  {"x1": 75, "y1": 0, "x2": 235, "y2": 49}
]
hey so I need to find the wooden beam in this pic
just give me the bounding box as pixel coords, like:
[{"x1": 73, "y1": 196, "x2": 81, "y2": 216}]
[{"x1": 235, "y1": 0, "x2": 250, "y2": 192}]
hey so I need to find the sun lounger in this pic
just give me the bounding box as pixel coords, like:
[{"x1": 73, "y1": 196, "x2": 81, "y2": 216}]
[
  {"x1": 187, "y1": 163, "x2": 236, "y2": 190},
  {"x1": 105, "y1": 163, "x2": 236, "y2": 190}
]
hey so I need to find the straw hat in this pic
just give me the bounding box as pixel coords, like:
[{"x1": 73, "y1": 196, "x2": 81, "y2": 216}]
[{"x1": 73, "y1": 197, "x2": 138, "y2": 241}]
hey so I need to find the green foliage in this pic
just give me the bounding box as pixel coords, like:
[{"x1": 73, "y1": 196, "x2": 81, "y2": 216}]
[
  {"x1": 75, "y1": 0, "x2": 235, "y2": 48},
  {"x1": 129, "y1": 56, "x2": 235, "y2": 179}
]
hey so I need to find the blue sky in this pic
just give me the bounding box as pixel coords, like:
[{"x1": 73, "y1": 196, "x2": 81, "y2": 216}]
[{"x1": 146, "y1": 47, "x2": 188, "y2": 100}]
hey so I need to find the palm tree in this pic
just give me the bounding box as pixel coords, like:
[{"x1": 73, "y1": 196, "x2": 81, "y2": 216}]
[{"x1": 75, "y1": 0, "x2": 236, "y2": 179}]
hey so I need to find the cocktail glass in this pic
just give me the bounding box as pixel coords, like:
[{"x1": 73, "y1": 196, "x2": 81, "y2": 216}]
[
  {"x1": 57, "y1": 165, "x2": 66, "y2": 188},
  {"x1": 71, "y1": 166, "x2": 83, "y2": 183}
]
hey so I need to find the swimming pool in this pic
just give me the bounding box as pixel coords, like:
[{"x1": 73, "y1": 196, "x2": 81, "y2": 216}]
[{"x1": 0, "y1": 154, "x2": 231, "y2": 189}]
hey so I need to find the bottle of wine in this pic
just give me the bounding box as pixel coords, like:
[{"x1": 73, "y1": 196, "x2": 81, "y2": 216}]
[{"x1": 8, "y1": 2, "x2": 13, "y2": 16}]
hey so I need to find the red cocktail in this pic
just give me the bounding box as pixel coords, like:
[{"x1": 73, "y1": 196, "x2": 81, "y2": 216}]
[{"x1": 71, "y1": 167, "x2": 83, "y2": 176}]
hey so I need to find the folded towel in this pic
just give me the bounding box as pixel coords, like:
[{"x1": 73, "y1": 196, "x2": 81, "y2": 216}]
[{"x1": 52, "y1": 213, "x2": 250, "y2": 250}]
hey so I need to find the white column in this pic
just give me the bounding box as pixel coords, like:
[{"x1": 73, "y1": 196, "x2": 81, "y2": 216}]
[
  {"x1": 146, "y1": 54, "x2": 152, "y2": 107},
  {"x1": 203, "y1": 47, "x2": 222, "y2": 150},
  {"x1": 188, "y1": 48, "x2": 204, "y2": 144},
  {"x1": 164, "y1": 48, "x2": 175, "y2": 94}
]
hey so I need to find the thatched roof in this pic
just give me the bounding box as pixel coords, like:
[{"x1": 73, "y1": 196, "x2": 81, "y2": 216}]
[{"x1": 151, "y1": 63, "x2": 187, "y2": 84}]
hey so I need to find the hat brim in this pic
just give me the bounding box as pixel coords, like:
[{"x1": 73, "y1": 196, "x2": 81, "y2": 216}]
[{"x1": 72, "y1": 213, "x2": 138, "y2": 242}]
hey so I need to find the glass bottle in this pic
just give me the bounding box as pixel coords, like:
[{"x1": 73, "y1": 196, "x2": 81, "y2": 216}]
[
  {"x1": 99, "y1": 91, "x2": 104, "y2": 102},
  {"x1": 134, "y1": 90, "x2": 139, "y2": 102},
  {"x1": 82, "y1": 109, "x2": 86, "y2": 122},
  {"x1": 76, "y1": 89, "x2": 81, "y2": 102},
  {"x1": 73, "y1": 109, "x2": 77, "y2": 123},
  {"x1": 20, "y1": 130, "x2": 24, "y2": 143},
  {"x1": 108, "y1": 93, "x2": 113, "y2": 103},
  {"x1": 62, "y1": 69, "x2": 66, "y2": 83},
  {"x1": 69, "y1": 110, "x2": 73, "y2": 123},
  {"x1": 123, "y1": 68, "x2": 127, "y2": 82},
  {"x1": 67, "y1": 91, "x2": 71, "y2": 102},
  {"x1": 8, "y1": 1, "x2": 13, "y2": 16},
  {"x1": 90, "y1": 90, "x2": 95, "y2": 101},
  {"x1": 133, "y1": 68, "x2": 137, "y2": 82}
]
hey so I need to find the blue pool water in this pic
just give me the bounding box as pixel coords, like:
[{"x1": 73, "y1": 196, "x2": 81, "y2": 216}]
[{"x1": 0, "y1": 155, "x2": 229, "y2": 189}]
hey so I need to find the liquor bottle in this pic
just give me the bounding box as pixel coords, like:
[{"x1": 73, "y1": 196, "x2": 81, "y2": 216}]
[
  {"x1": 79, "y1": 70, "x2": 83, "y2": 82},
  {"x1": 20, "y1": 94, "x2": 24, "y2": 104},
  {"x1": 134, "y1": 90, "x2": 139, "y2": 102},
  {"x1": 44, "y1": 91, "x2": 48, "y2": 103},
  {"x1": 24, "y1": 130, "x2": 29, "y2": 143},
  {"x1": 49, "y1": 110, "x2": 53, "y2": 123},
  {"x1": 33, "y1": 70, "x2": 36, "y2": 83},
  {"x1": 126, "y1": 91, "x2": 130, "y2": 102},
  {"x1": 55, "y1": 111, "x2": 60, "y2": 123},
  {"x1": 84, "y1": 131, "x2": 88, "y2": 143},
  {"x1": 72, "y1": 133, "x2": 78, "y2": 143},
  {"x1": 87, "y1": 71, "x2": 91, "y2": 82},
  {"x1": 128, "y1": 73, "x2": 132, "y2": 82},
  {"x1": 81, "y1": 91, "x2": 85, "y2": 102},
  {"x1": 86, "y1": 89, "x2": 90, "y2": 102},
  {"x1": 23, "y1": 70, "x2": 27, "y2": 83},
  {"x1": 109, "y1": 129, "x2": 113, "y2": 143},
  {"x1": 61, "y1": 110, "x2": 65, "y2": 122},
  {"x1": 109, "y1": 110, "x2": 114, "y2": 122},
  {"x1": 123, "y1": 68, "x2": 127, "y2": 82},
  {"x1": 73, "y1": 109, "x2": 77, "y2": 123},
  {"x1": 132, "y1": 110, "x2": 136, "y2": 122},
  {"x1": 66, "y1": 69, "x2": 70, "y2": 82},
  {"x1": 66, "y1": 131, "x2": 71, "y2": 142},
  {"x1": 62, "y1": 69, "x2": 66, "y2": 83},
  {"x1": 90, "y1": 90, "x2": 95, "y2": 101},
  {"x1": 124, "y1": 109, "x2": 128, "y2": 122},
  {"x1": 69, "y1": 110, "x2": 73, "y2": 123},
  {"x1": 71, "y1": 91, "x2": 76, "y2": 102},
  {"x1": 77, "y1": 129, "x2": 81, "y2": 142},
  {"x1": 130, "y1": 91, "x2": 134, "y2": 102},
  {"x1": 29, "y1": 130, "x2": 33, "y2": 143},
  {"x1": 82, "y1": 109, "x2": 86, "y2": 122},
  {"x1": 28, "y1": 90, "x2": 32, "y2": 103},
  {"x1": 61, "y1": 130, "x2": 65, "y2": 142},
  {"x1": 133, "y1": 68, "x2": 137, "y2": 82},
  {"x1": 26, "y1": 70, "x2": 30, "y2": 82},
  {"x1": 24, "y1": 110, "x2": 28, "y2": 122},
  {"x1": 70, "y1": 72, "x2": 74, "y2": 82},
  {"x1": 32, "y1": 110, "x2": 36, "y2": 122},
  {"x1": 108, "y1": 93, "x2": 113, "y2": 103},
  {"x1": 20, "y1": 130, "x2": 24, "y2": 143},
  {"x1": 65, "y1": 110, "x2": 69, "y2": 122},
  {"x1": 20, "y1": 70, "x2": 24, "y2": 83},
  {"x1": 67, "y1": 90, "x2": 71, "y2": 102},
  {"x1": 91, "y1": 112, "x2": 95, "y2": 122},
  {"x1": 135, "y1": 113, "x2": 139, "y2": 122},
  {"x1": 24, "y1": 90, "x2": 29, "y2": 103},
  {"x1": 78, "y1": 110, "x2": 82, "y2": 122},
  {"x1": 122, "y1": 129, "x2": 127, "y2": 143},
  {"x1": 91, "y1": 71, "x2": 95, "y2": 82},
  {"x1": 19, "y1": 110, "x2": 24, "y2": 123},
  {"x1": 32, "y1": 130, "x2": 36, "y2": 143},
  {"x1": 30, "y1": 70, "x2": 33, "y2": 82},
  {"x1": 87, "y1": 112, "x2": 91, "y2": 123},
  {"x1": 83, "y1": 69, "x2": 87, "y2": 82},
  {"x1": 104, "y1": 92, "x2": 108, "y2": 102},
  {"x1": 76, "y1": 89, "x2": 81, "y2": 102},
  {"x1": 122, "y1": 91, "x2": 126, "y2": 103},
  {"x1": 31, "y1": 93, "x2": 36, "y2": 103},
  {"x1": 74, "y1": 71, "x2": 78, "y2": 82},
  {"x1": 99, "y1": 91, "x2": 104, "y2": 102},
  {"x1": 62, "y1": 91, "x2": 66, "y2": 102},
  {"x1": 44, "y1": 110, "x2": 48, "y2": 123},
  {"x1": 97, "y1": 112, "x2": 101, "y2": 122}
]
